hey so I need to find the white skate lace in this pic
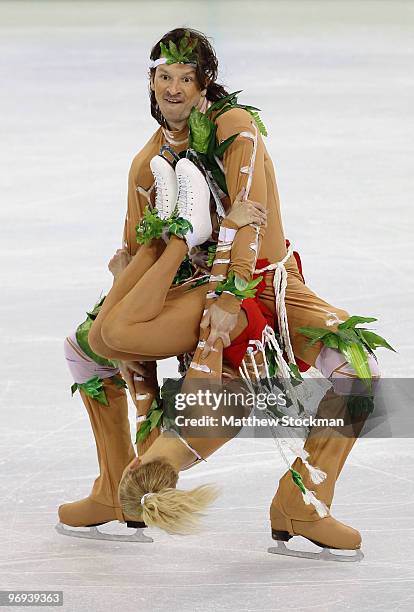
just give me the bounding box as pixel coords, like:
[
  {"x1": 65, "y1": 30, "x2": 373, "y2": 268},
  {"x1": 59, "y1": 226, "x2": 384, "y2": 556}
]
[
  {"x1": 153, "y1": 170, "x2": 170, "y2": 216},
  {"x1": 176, "y1": 173, "x2": 194, "y2": 220}
]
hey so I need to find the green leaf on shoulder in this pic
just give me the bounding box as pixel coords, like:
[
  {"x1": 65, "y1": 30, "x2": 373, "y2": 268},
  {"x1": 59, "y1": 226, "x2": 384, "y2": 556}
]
[
  {"x1": 338, "y1": 315, "x2": 377, "y2": 330},
  {"x1": 214, "y1": 133, "x2": 239, "y2": 158},
  {"x1": 206, "y1": 91, "x2": 243, "y2": 116},
  {"x1": 188, "y1": 107, "x2": 216, "y2": 154}
]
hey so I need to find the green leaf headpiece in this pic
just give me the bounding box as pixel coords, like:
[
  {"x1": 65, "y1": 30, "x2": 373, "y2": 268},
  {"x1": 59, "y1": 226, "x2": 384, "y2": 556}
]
[{"x1": 150, "y1": 31, "x2": 198, "y2": 68}]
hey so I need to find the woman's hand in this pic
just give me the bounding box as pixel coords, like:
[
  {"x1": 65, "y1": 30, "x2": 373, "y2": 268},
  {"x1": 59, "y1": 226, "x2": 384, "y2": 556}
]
[
  {"x1": 226, "y1": 191, "x2": 267, "y2": 229},
  {"x1": 108, "y1": 248, "x2": 132, "y2": 280}
]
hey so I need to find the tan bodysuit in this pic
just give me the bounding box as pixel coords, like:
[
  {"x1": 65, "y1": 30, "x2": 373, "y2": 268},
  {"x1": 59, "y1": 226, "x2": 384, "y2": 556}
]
[
  {"x1": 86, "y1": 106, "x2": 362, "y2": 524},
  {"x1": 113, "y1": 107, "x2": 349, "y2": 367}
]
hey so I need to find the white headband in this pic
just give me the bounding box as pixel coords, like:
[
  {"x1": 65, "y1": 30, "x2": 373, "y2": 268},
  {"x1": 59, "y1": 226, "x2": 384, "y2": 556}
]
[{"x1": 149, "y1": 57, "x2": 197, "y2": 69}]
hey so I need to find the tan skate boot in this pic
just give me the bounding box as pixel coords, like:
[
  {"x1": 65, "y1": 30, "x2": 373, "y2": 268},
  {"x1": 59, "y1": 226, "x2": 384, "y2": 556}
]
[
  {"x1": 268, "y1": 388, "x2": 365, "y2": 561},
  {"x1": 271, "y1": 505, "x2": 361, "y2": 548},
  {"x1": 57, "y1": 377, "x2": 152, "y2": 542}
]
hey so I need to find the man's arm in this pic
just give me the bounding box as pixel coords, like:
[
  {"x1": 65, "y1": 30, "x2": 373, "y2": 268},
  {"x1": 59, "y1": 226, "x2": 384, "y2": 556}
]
[{"x1": 214, "y1": 107, "x2": 268, "y2": 314}]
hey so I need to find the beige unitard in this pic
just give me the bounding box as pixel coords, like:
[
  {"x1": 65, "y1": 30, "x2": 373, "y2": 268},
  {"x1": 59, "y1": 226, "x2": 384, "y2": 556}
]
[
  {"x1": 89, "y1": 108, "x2": 349, "y2": 366},
  {"x1": 88, "y1": 108, "x2": 357, "y2": 522}
]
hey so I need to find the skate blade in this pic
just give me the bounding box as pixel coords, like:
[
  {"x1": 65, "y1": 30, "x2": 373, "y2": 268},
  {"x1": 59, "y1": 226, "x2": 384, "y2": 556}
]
[
  {"x1": 268, "y1": 541, "x2": 364, "y2": 562},
  {"x1": 55, "y1": 522, "x2": 153, "y2": 543}
]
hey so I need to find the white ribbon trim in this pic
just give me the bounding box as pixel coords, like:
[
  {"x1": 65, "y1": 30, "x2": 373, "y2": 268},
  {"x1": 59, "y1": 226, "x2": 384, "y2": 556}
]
[
  {"x1": 218, "y1": 226, "x2": 237, "y2": 242},
  {"x1": 136, "y1": 393, "x2": 151, "y2": 401}
]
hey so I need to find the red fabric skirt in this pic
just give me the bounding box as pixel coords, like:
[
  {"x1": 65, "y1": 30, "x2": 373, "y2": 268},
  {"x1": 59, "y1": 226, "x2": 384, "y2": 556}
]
[{"x1": 223, "y1": 244, "x2": 310, "y2": 372}]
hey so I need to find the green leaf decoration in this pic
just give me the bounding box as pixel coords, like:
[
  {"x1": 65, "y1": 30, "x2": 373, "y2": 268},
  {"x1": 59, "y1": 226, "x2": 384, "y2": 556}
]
[
  {"x1": 188, "y1": 107, "x2": 216, "y2": 154},
  {"x1": 338, "y1": 316, "x2": 377, "y2": 330},
  {"x1": 246, "y1": 109, "x2": 268, "y2": 136},
  {"x1": 76, "y1": 375, "x2": 109, "y2": 406},
  {"x1": 289, "y1": 363, "x2": 303, "y2": 382},
  {"x1": 336, "y1": 328, "x2": 359, "y2": 344},
  {"x1": 265, "y1": 345, "x2": 278, "y2": 378},
  {"x1": 158, "y1": 32, "x2": 199, "y2": 65},
  {"x1": 159, "y1": 41, "x2": 172, "y2": 62},
  {"x1": 298, "y1": 314, "x2": 395, "y2": 384},
  {"x1": 168, "y1": 40, "x2": 179, "y2": 59},
  {"x1": 188, "y1": 276, "x2": 210, "y2": 290},
  {"x1": 136, "y1": 205, "x2": 166, "y2": 245},
  {"x1": 86, "y1": 296, "x2": 106, "y2": 320},
  {"x1": 235, "y1": 103, "x2": 261, "y2": 112},
  {"x1": 322, "y1": 333, "x2": 340, "y2": 349},
  {"x1": 215, "y1": 271, "x2": 263, "y2": 300},
  {"x1": 136, "y1": 398, "x2": 163, "y2": 445},
  {"x1": 179, "y1": 32, "x2": 188, "y2": 54},
  {"x1": 210, "y1": 167, "x2": 229, "y2": 195},
  {"x1": 149, "y1": 408, "x2": 163, "y2": 431},
  {"x1": 167, "y1": 213, "x2": 193, "y2": 238},
  {"x1": 76, "y1": 302, "x2": 117, "y2": 368},
  {"x1": 207, "y1": 244, "x2": 217, "y2": 268},
  {"x1": 290, "y1": 468, "x2": 306, "y2": 494},
  {"x1": 206, "y1": 91, "x2": 243, "y2": 116},
  {"x1": 185, "y1": 90, "x2": 268, "y2": 206},
  {"x1": 71, "y1": 382, "x2": 78, "y2": 396},
  {"x1": 214, "y1": 133, "x2": 239, "y2": 158},
  {"x1": 112, "y1": 375, "x2": 128, "y2": 390},
  {"x1": 234, "y1": 275, "x2": 248, "y2": 291},
  {"x1": 159, "y1": 377, "x2": 186, "y2": 431},
  {"x1": 206, "y1": 91, "x2": 268, "y2": 137},
  {"x1": 206, "y1": 123, "x2": 218, "y2": 161},
  {"x1": 136, "y1": 419, "x2": 151, "y2": 444},
  {"x1": 338, "y1": 339, "x2": 372, "y2": 390},
  {"x1": 356, "y1": 329, "x2": 396, "y2": 353},
  {"x1": 173, "y1": 255, "x2": 195, "y2": 285},
  {"x1": 347, "y1": 394, "x2": 375, "y2": 418},
  {"x1": 296, "y1": 326, "x2": 331, "y2": 344}
]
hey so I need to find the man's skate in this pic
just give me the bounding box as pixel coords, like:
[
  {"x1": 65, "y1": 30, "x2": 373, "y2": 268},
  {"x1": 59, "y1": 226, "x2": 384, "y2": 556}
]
[{"x1": 268, "y1": 506, "x2": 364, "y2": 562}]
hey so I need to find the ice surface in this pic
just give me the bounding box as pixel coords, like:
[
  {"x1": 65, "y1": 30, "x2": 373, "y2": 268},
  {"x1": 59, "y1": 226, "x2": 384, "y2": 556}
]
[{"x1": 1, "y1": 1, "x2": 413, "y2": 611}]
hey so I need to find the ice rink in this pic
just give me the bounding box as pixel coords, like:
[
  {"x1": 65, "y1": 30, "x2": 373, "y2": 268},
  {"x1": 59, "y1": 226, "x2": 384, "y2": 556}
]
[{"x1": 1, "y1": 1, "x2": 414, "y2": 610}]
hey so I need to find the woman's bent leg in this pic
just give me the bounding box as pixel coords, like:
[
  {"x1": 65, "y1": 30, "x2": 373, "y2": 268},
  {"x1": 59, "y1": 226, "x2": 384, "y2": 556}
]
[{"x1": 89, "y1": 237, "x2": 187, "y2": 358}]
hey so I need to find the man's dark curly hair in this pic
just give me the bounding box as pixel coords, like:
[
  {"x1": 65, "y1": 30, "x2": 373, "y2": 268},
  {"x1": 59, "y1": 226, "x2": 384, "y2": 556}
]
[{"x1": 149, "y1": 27, "x2": 229, "y2": 128}]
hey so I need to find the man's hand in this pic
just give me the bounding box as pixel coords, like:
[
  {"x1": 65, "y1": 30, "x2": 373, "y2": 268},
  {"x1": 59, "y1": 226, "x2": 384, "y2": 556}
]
[
  {"x1": 119, "y1": 360, "x2": 156, "y2": 403},
  {"x1": 108, "y1": 248, "x2": 132, "y2": 280},
  {"x1": 200, "y1": 303, "x2": 239, "y2": 358},
  {"x1": 120, "y1": 360, "x2": 149, "y2": 378},
  {"x1": 226, "y1": 189, "x2": 267, "y2": 228}
]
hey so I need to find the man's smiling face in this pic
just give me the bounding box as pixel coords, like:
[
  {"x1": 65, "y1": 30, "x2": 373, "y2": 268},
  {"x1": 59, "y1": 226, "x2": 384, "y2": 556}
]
[{"x1": 151, "y1": 63, "x2": 203, "y2": 129}]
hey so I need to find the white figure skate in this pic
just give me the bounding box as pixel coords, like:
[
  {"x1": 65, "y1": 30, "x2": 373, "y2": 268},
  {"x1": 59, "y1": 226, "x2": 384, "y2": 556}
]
[
  {"x1": 174, "y1": 158, "x2": 212, "y2": 250},
  {"x1": 150, "y1": 154, "x2": 178, "y2": 220}
]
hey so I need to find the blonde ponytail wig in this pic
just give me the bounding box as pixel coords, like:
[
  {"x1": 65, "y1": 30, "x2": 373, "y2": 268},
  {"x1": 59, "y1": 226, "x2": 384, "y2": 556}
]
[{"x1": 119, "y1": 459, "x2": 219, "y2": 535}]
